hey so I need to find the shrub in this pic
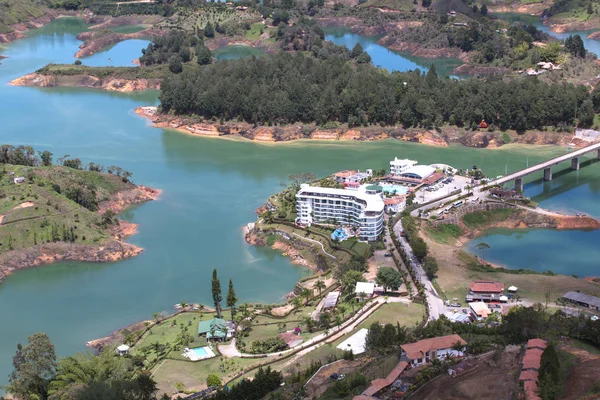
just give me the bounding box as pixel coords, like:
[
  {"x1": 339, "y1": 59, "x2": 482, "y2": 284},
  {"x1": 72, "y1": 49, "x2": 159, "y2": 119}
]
[{"x1": 207, "y1": 374, "x2": 221, "y2": 387}]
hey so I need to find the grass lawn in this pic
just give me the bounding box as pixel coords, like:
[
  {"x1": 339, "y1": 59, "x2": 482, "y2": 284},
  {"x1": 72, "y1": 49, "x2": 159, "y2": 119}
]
[
  {"x1": 245, "y1": 22, "x2": 265, "y2": 40},
  {"x1": 461, "y1": 209, "x2": 518, "y2": 229},
  {"x1": 152, "y1": 356, "x2": 261, "y2": 395},
  {"x1": 424, "y1": 224, "x2": 463, "y2": 245},
  {"x1": 358, "y1": 302, "x2": 425, "y2": 329}
]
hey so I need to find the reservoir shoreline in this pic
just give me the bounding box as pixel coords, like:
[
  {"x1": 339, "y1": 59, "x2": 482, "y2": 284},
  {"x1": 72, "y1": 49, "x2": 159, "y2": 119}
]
[
  {"x1": 134, "y1": 106, "x2": 580, "y2": 150},
  {"x1": 0, "y1": 186, "x2": 161, "y2": 284}
]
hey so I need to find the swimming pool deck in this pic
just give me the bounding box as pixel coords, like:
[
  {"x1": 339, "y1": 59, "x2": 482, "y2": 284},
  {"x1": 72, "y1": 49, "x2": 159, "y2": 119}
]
[{"x1": 183, "y1": 346, "x2": 216, "y2": 361}]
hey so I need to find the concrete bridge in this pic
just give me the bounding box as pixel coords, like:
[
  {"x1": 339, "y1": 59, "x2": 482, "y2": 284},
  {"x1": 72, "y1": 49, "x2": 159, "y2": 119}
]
[{"x1": 495, "y1": 142, "x2": 600, "y2": 191}]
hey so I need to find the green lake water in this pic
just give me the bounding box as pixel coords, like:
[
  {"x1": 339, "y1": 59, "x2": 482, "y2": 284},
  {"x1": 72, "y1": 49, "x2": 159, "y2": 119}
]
[
  {"x1": 0, "y1": 15, "x2": 599, "y2": 390},
  {"x1": 213, "y1": 45, "x2": 266, "y2": 61}
]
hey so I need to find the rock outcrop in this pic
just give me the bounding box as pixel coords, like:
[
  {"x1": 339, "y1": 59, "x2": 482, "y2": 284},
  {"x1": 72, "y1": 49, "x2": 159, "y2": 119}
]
[{"x1": 10, "y1": 73, "x2": 161, "y2": 92}]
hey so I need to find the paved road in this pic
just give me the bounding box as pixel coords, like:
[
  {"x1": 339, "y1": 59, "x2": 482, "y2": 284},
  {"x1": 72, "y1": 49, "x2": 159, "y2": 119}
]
[
  {"x1": 392, "y1": 219, "x2": 445, "y2": 321},
  {"x1": 494, "y1": 141, "x2": 600, "y2": 186}
]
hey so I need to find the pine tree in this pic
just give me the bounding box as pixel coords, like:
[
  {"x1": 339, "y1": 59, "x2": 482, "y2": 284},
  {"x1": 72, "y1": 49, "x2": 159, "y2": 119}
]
[
  {"x1": 226, "y1": 279, "x2": 238, "y2": 320},
  {"x1": 204, "y1": 22, "x2": 215, "y2": 38},
  {"x1": 211, "y1": 269, "x2": 222, "y2": 318}
]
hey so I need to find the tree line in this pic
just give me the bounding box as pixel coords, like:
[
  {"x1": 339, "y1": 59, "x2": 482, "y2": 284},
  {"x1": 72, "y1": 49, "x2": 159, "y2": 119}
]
[{"x1": 159, "y1": 51, "x2": 596, "y2": 130}]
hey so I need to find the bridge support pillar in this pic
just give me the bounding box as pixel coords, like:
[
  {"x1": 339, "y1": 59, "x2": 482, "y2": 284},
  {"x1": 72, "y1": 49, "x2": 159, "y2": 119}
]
[
  {"x1": 515, "y1": 177, "x2": 523, "y2": 192},
  {"x1": 543, "y1": 167, "x2": 552, "y2": 181},
  {"x1": 571, "y1": 157, "x2": 580, "y2": 170}
]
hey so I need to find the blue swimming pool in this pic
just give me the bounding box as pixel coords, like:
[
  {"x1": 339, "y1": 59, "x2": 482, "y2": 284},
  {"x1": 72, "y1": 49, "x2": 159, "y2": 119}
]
[
  {"x1": 192, "y1": 347, "x2": 209, "y2": 358},
  {"x1": 382, "y1": 185, "x2": 408, "y2": 195},
  {"x1": 331, "y1": 228, "x2": 348, "y2": 241}
]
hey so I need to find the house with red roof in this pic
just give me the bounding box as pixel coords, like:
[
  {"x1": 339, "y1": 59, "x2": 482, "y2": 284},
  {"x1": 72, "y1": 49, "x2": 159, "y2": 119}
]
[
  {"x1": 466, "y1": 280, "x2": 505, "y2": 302},
  {"x1": 400, "y1": 334, "x2": 467, "y2": 367}
]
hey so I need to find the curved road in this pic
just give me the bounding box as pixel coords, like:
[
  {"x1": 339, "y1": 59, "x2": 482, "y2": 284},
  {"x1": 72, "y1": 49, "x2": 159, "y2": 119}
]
[{"x1": 392, "y1": 219, "x2": 445, "y2": 321}]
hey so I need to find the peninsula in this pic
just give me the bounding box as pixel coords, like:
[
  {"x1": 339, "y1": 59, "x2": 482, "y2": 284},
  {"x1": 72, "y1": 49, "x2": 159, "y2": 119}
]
[{"x1": 0, "y1": 145, "x2": 160, "y2": 282}]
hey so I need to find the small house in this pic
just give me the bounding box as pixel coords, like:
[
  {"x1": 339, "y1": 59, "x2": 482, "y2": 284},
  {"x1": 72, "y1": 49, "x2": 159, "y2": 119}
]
[
  {"x1": 469, "y1": 301, "x2": 491, "y2": 321},
  {"x1": 355, "y1": 282, "x2": 375, "y2": 300},
  {"x1": 198, "y1": 318, "x2": 234, "y2": 341},
  {"x1": 13, "y1": 177, "x2": 25, "y2": 184},
  {"x1": 115, "y1": 344, "x2": 130, "y2": 356},
  {"x1": 278, "y1": 332, "x2": 304, "y2": 348},
  {"x1": 384, "y1": 197, "x2": 406, "y2": 214},
  {"x1": 400, "y1": 334, "x2": 466, "y2": 367},
  {"x1": 333, "y1": 170, "x2": 356, "y2": 183},
  {"x1": 323, "y1": 291, "x2": 340, "y2": 310},
  {"x1": 448, "y1": 10, "x2": 457, "y2": 17},
  {"x1": 478, "y1": 119, "x2": 488, "y2": 129},
  {"x1": 466, "y1": 280, "x2": 504, "y2": 302},
  {"x1": 561, "y1": 291, "x2": 600, "y2": 311}
]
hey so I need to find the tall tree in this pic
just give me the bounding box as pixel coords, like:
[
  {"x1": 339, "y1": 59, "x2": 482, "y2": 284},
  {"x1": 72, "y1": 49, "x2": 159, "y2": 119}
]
[
  {"x1": 226, "y1": 279, "x2": 238, "y2": 320},
  {"x1": 204, "y1": 22, "x2": 215, "y2": 38},
  {"x1": 212, "y1": 269, "x2": 223, "y2": 318},
  {"x1": 375, "y1": 267, "x2": 402, "y2": 293},
  {"x1": 314, "y1": 279, "x2": 326, "y2": 297},
  {"x1": 8, "y1": 333, "x2": 57, "y2": 400}
]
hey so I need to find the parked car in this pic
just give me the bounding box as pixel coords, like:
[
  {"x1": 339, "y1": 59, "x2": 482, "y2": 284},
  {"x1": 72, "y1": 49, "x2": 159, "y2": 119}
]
[{"x1": 384, "y1": 253, "x2": 393, "y2": 257}]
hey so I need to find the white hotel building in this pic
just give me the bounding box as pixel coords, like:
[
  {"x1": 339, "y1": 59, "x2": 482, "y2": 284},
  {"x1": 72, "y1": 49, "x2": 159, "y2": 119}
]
[
  {"x1": 390, "y1": 158, "x2": 417, "y2": 175},
  {"x1": 296, "y1": 184, "x2": 385, "y2": 241}
]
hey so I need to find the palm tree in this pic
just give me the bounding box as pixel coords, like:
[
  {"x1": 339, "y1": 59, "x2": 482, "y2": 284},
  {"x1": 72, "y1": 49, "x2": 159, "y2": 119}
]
[
  {"x1": 337, "y1": 304, "x2": 347, "y2": 320},
  {"x1": 359, "y1": 292, "x2": 367, "y2": 303},
  {"x1": 292, "y1": 296, "x2": 302, "y2": 310},
  {"x1": 314, "y1": 280, "x2": 326, "y2": 297},
  {"x1": 152, "y1": 312, "x2": 160, "y2": 323},
  {"x1": 302, "y1": 316, "x2": 315, "y2": 333},
  {"x1": 302, "y1": 287, "x2": 312, "y2": 305},
  {"x1": 180, "y1": 302, "x2": 188, "y2": 311}
]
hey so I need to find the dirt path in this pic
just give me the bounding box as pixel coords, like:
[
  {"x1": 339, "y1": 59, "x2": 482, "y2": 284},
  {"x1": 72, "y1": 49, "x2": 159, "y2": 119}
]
[{"x1": 218, "y1": 339, "x2": 242, "y2": 358}]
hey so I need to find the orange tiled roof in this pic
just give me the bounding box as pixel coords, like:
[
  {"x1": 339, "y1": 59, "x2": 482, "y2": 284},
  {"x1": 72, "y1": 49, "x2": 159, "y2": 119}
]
[
  {"x1": 519, "y1": 370, "x2": 539, "y2": 381},
  {"x1": 527, "y1": 339, "x2": 547, "y2": 350},
  {"x1": 522, "y1": 348, "x2": 543, "y2": 370},
  {"x1": 333, "y1": 170, "x2": 356, "y2": 178},
  {"x1": 401, "y1": 334, "x2": 466, "y2": 361},
  {"x1": 470, "y1": 281, "x2": 504, "y2": 293}
]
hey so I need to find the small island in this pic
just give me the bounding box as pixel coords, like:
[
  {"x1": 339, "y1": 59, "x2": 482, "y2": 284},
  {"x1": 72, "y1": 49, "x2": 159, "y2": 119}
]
[{"x1": 0, "y1": 145, "x2": 160, "y2": 282}]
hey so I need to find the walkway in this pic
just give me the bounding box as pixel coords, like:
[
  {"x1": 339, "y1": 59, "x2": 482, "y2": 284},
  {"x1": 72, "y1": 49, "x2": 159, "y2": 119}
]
[
  {"x1": 221, "y1": 296, "x2": 391, "y2": 359},
  {"x1": 291, "y1": 232, "x2": 337, "y2": 259}
]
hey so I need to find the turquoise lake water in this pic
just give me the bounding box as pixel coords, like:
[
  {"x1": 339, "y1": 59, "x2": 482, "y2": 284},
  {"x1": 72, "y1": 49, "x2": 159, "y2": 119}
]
[
  {"x1": 323, "y1": 27, "x2": 463, "y2": 76},
  {"x1": 0, "y1": 13, "x2": 599, "y2": 390}
]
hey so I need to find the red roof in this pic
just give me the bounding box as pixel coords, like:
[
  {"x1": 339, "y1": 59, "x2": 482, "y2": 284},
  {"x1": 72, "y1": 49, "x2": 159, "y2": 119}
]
[
  {"x1": 423, "y1": 172, "x2": 444, "y2": 185},
  {"x1": 334, "y1": 170, "x2": 356, "y2": 178},
  {"x1": 470, "y1": 281, "x2": 504, "y2": 293},
  {"x1": 401, "y1": 334, "x2": 466, "y2": 361},
  {"x1": 361, "y1": 361, "x2": 408, "y2": 396},
  {"x1": 527, "y1": 339, "x2": 547, "y2": 350},
  {"x1": 278, "y1": 332, "x2": 303, "y2": 347},
  {"x1": 384, "y1": 196, "x2": 406, "y2": 205},
  {"x1": 519, "y1": 370, "x2": 539, "y2": 381},
  {"x1": 522, "y1": 348, "x2": 543, "y2": 370},
  {"x1": 524, "y1": 380, "x2": 541, "y2": 400}
]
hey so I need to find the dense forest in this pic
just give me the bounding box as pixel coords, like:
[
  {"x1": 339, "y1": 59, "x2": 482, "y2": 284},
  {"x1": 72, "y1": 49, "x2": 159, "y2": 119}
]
[
  {"x1": 159, "y1": 51, "x2": 595, "y2": 131},
  {"x1": 384, "y1": 15, "x2": 562, "y2": 66}
]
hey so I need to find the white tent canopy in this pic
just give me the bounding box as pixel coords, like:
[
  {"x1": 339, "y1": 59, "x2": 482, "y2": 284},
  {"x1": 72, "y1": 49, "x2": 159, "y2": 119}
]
[
  {"x1": 499, "y1": 295, "x2": 509, "y2": 302},
  {"x1": 117, "y1": 344, "x2": 130, "y2": 352},
  {"x1": 508, "y1": 286, "x2": 518, "y2": 292}
]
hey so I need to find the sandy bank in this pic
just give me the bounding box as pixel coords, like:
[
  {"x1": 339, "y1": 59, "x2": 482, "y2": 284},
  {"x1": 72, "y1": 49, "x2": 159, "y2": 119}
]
[
  {"x1": 134, "y1": 106, "x2": 449, "y2": 146},
  {"x1": 0, "y1": 185, "x2": 160, "y2": 283},
  {"x1": 545, "y1": 17, "x2": 600, "y2": 34},
  {"x1": 88, "y1": 15, "x2": 164, "y2": 30},
  {"x1": 456, "y1": 209, "x2": 600, "y2": 245},
  {"x1": 10, "y1": 73, "x2": 161, "y2": 92}
]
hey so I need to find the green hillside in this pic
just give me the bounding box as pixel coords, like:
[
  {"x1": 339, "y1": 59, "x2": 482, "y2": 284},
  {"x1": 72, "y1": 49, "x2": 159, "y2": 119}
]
[
  {"x1": 0, "y1": 0, "x2": 52, "y2": 34},
  {"x1": 0, "y1": 162, "x2": 134, "y2": 254}
]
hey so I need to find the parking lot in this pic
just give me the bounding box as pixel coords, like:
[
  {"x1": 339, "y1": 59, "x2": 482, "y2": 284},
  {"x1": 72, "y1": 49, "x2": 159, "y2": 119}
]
[{"x1": 415, "y1": 175, "x2": 472, "y2": 204}]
